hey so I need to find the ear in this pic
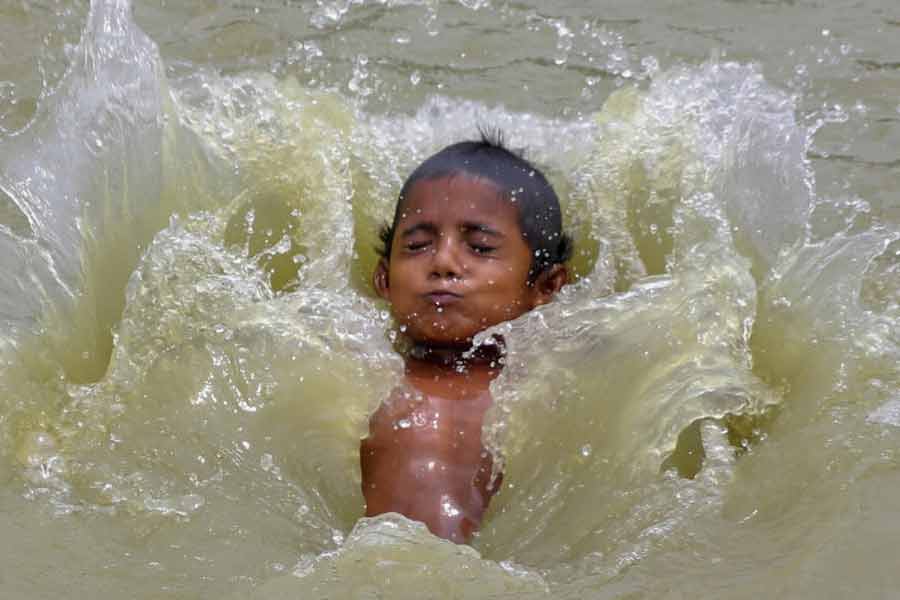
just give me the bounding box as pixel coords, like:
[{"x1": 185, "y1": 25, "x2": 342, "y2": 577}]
[
  {"x1": 531, "y1": 264, "x2": 568, "y2": 307},
  {"x1": 373, "y1": 258, "x2": 391, "y2": 300}
]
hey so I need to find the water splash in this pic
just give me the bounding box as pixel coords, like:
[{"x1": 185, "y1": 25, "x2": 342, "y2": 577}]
[{"x1": 0, "y1": 0, "x2": 898, "y2": 598}]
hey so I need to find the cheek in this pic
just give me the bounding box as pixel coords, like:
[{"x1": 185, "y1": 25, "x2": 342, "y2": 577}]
[
  {"x1": 482, "y1": 264, "x2": 531, "y2": 296},
  {"x1": 479, "y1": 285, "x2": 534, "y2": 321},
  {"x1": 386, "y1": 264, "x2": 415, "y2": 299}
]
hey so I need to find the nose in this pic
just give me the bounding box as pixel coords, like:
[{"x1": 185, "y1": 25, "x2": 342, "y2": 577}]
[{"x1": 430, "y1": 235, "x2": 465, "y2": 279}]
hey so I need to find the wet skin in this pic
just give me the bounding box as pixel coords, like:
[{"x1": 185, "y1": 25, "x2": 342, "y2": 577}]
[
  {"x1": 360, "y1": 362, "x2": 501, "y2": 543},
  {"x1": 361, "y1": 175, "x2": 567, "y2": 543}
]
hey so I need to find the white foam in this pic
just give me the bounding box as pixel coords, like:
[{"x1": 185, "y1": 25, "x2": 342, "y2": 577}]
[{"x1": 866, "y1": 398, "x2": 900, "y2": 427}]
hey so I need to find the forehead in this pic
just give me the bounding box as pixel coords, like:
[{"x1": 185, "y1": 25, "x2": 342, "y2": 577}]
[{"x1": 398, "y1": 175, "x2": 520, "y2": 225}]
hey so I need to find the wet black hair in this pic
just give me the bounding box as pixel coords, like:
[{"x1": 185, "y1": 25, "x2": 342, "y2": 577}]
[{"x1": 378, "y1": 128, "x2": 572, "y2": 281}]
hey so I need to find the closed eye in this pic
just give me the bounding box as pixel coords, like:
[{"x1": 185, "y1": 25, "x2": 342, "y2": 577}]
[
  {"x1": 470, "y1": 243, "x2": 497, "y2": 255},
  {"x1": 406, "y1": 241, "x2": 431, "y2": 252}
]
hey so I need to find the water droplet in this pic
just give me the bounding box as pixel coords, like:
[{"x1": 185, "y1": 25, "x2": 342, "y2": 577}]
[
  {"x1": 440, "y1": 495, "x2": 461, "y2": 517},
  {"x1": 180, "y1": 494, "x2": 205, "y2": 513},
  {"x1": 260, "y1": 453, "x2": 274, "y2": 472},
  {"x1": 772, "y1": 296, "x2": 792, "y2": 308},
  {"x1": 641, "y1": 55, "x2": 659, "y2": 76},
  {"x1": 331, "y1": 529, "x2": 344, "y2": 545}
]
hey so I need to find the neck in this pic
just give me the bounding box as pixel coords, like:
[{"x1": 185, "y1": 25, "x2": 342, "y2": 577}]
[{"x1": 405, "y1": 338, "x2": 504, "y2": 374}]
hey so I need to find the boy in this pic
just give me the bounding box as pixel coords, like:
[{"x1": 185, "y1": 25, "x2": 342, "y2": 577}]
[{"x1": 360, "y1": 133, "x2": 571, "y2": 543}]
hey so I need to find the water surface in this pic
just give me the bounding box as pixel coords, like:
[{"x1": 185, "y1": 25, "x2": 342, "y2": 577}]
[{"x1": 1, "y1": 0, "x2": 898, "y2": 598}]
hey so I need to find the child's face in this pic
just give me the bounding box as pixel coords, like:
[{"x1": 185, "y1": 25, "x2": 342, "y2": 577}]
[{"x1": 375, "y1": 175, "x2": 554, "y2": 347}]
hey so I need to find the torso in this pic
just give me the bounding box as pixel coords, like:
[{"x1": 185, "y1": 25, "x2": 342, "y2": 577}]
[{"x1": 360, "y1": 360, "x2": 502, "y2": 543}]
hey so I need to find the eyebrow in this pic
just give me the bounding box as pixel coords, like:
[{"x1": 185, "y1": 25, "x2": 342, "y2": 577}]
[
  {"x1": 400, "y1": 221, "x2": 505, "y2": 238},
  {"x1": 400, "y1": 222, "x2": 438, "y2": 237},
  {"x1": 461, "y1": 222, "x2": 504, "y2": 238}
]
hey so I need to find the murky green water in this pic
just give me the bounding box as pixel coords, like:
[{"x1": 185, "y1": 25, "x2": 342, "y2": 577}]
[{"x1": 1, "y1": 0, "x2": 898, "y2": 598}]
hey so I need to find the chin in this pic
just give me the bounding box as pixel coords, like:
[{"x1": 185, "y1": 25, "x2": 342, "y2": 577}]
[{"x1": 406, "y1": 323, "x2": 481, "y2": 348}]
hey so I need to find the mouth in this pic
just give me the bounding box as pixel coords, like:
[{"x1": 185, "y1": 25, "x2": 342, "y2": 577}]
[{"x1": 423, "y1": 291, "x2": 463, "y2": 306}]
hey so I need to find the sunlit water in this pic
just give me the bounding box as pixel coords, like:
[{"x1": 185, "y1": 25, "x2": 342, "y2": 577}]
[{"x1": 1, "y1": 1, "x2": 898, "y2": 598}]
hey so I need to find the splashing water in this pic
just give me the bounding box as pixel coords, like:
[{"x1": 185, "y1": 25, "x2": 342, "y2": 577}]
[{"x1": 0, "y1": 0, "x2": 898, "y2": 598}]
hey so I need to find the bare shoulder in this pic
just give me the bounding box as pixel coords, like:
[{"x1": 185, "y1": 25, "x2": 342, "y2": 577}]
[{"x1": 366, "y1": 384, "x2": 420, "y2": 431}]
